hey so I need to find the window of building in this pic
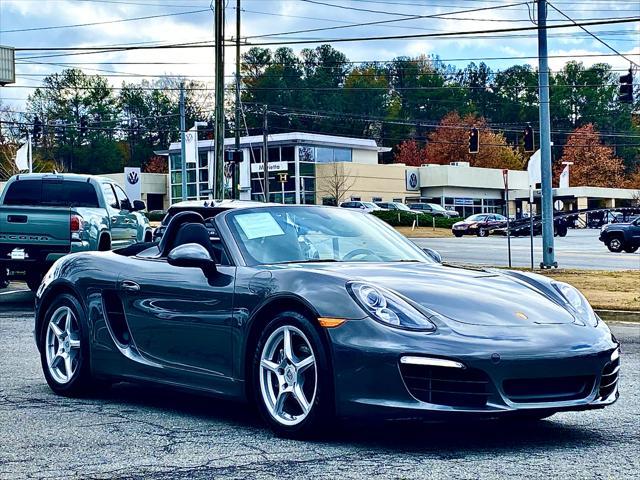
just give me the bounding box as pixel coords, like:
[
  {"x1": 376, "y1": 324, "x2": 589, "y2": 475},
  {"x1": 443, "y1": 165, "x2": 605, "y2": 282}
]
[
  {"x1": 351, "y1": 196, "x2": 361, "y2": 201},
  {"x1": 393, "y1": 198, "x2": 403, "y2": 203},
  {"x1": 372, "y1": 196, "x2": 382, "y2": 202},
  {"x1": 334, "y1": 148, "x2": 352, "y2": 162}
]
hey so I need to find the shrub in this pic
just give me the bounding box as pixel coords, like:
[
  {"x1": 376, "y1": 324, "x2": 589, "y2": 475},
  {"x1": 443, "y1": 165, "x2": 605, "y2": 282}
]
[
  {"x1": 371, "y1": 210, "x2": 457, "y2": 228},
  {"x1": 144, "y1": 210, "x2": 166, "y2": 222}
]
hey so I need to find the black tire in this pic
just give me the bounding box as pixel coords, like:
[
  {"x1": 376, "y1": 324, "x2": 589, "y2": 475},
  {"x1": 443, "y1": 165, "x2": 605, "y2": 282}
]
[
  {"x1": 477, "y1": 228, "x2": 489, "y2": 238},
  {"x1": 606, "y1": 236, "x2": 624, "y2": 253},
  {"x1": 39, "y1": 293, "x2": 99, "y2": 397},
  {"x1": 453, "y1": 231, "x2": 464, "y2": 238},
  {"x1": 252, "y1": 311, "x2": 333, "y2": 438},
  {"x1": 98, "y1": 234, "x2": 111, "y2": 251},
  {"x1": 0, "y1": 269, "x2": 8, "y2": 290},
  {"x1": 144, "y1": 231, "x2": 152, "y2": 243},
  {"x1": 26, "y1": 273, "x2": 43, "y2": 292},
  {"x1": 623, "y1": 245, "x2": 638, "y2": 253}
]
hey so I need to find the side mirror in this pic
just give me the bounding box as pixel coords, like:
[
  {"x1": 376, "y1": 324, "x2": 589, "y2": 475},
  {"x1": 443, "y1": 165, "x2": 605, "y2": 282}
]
[
  {"x1": 132, "y1": 200, "x2": 146, "y2": 211},
  {"x1": 120, "y1": 199, "x2": 132, "y2": 211},
  {"x1": 422, "y1": 247, "x2": 442, "y2": 264},
  {"x1": 168, "y1": 243, "x2": 217, "y2": 276}
]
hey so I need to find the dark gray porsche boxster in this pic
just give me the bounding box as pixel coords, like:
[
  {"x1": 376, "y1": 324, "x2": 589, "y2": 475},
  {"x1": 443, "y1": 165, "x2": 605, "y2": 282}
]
[{"x1": 35, "y1": 204, "x2": 620, "y2": 437}]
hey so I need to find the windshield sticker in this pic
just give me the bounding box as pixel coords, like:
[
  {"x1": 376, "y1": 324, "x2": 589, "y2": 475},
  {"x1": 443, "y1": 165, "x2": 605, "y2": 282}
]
[{"x1": 235, "y1": 212, "x2": 285, "y2": 240}]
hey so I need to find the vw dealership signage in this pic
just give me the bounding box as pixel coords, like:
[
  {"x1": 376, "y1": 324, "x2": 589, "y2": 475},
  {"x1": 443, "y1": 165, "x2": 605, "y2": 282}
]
[
  {"x1": 405, "y1": 168, "x2": 420, "y2": 191},
  {"x1": 124, "y1": 167, "x2": 141, "y2": 201}
]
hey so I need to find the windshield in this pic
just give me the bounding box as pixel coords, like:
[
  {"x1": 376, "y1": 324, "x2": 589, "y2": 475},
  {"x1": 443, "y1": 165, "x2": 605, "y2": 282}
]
[
  {"x1": 467, "y1": 214, "x2": 488, "y2": 221},
  {"x1": 428, "y1": 203, "x2": 447, "y2": 212},
  {"x1": 226, "y1": 206, "x2": 432, "y2": 266},
  {"x1": 363, "y1": 202, "x2": 378, "y2": 209},
  {"x1": 395, "y1": 203, "x2": 411, "y2": 211}
]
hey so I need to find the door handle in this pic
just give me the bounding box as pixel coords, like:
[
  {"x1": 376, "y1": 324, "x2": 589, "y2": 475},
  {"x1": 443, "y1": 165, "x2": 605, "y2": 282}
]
[
  {"x1": 111, "y1": 216, "x2": 118, "y2": 223},
  {"x1": 120, "y1": 280, "x2": 140, "y2": 292},
  {"x1": 124, "y1": 219, "x2": 134, "y2": 224}
]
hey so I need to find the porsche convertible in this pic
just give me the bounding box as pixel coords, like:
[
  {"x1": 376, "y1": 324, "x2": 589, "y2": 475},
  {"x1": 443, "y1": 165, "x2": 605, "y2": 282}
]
[{"x1": 35, "y1": 204, "x2": 620, "y2": 437}]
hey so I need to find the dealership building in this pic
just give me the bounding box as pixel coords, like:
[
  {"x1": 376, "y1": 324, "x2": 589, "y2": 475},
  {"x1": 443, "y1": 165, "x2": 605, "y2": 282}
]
[{"x1": 1, "y1": 132, "x2": 637, "y2": 217}]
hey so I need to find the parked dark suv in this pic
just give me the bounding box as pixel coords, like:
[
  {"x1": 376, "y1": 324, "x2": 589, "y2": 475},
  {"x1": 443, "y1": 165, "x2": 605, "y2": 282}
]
[{"x1": 599, "y1": 216, "x2": 640, "y2": 253}]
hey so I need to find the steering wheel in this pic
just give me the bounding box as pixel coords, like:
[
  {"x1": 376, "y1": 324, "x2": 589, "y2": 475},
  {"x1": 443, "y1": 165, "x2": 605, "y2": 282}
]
[{"x1": 342, "y1": 248, "x2": 383, "y2": 261}]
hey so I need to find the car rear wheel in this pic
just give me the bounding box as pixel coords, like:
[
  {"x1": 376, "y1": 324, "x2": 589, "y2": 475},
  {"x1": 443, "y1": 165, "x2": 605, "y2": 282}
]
[
  {"x1": 606, "y1": 237, "x2": 623, "y2": 253},
  {"x1": 26, "y1": 272, "x2": 44, "y2": 292},
  {"x1": 477, "y1": 228, "x2": 489, "y2": 237},
  {"x1": 623, "y1": 245, "x2": 638, "y2": 253},
  {"x1": 39, "y1": 293, "x2": 98, "y2": 396},
  {"x1": 253, "y1": 311, "x2": 332, "y2": 438}
]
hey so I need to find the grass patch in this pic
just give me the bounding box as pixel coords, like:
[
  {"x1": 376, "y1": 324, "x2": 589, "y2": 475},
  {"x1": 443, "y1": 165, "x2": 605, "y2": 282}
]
[
  {"x1": 395, "y1": 226, "x2": 453, "y2": 238},
  {"x1": 521, "y1": 269, "x2": 640, "y2": 312}
]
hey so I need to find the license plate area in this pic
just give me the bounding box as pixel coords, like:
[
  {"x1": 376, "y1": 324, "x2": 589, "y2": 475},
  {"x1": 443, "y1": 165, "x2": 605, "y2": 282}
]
[{"x1": 10, "y1": 248, "x2": 28, "y2": 260}]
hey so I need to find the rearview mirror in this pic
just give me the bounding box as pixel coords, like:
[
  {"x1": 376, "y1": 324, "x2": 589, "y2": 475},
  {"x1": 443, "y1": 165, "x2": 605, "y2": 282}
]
[
  {"x1": 168, "y1": 243, "x2": 217, "y2": 276},
  {"x1": 132, "y1": 200, "x2": 146, "y2": 211},
  {"x1": 422, "y1": 247, "x2": 442, "y2": 264}
]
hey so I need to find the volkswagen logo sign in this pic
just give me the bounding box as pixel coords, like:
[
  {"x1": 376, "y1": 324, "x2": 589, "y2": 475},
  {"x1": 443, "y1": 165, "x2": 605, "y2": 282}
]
[
  {"x1": 127, "y1": 171, "x2": 139, "y2": 185},
  {"x1": 409, "y1": 172, "x2": 418, "y2": 189}
]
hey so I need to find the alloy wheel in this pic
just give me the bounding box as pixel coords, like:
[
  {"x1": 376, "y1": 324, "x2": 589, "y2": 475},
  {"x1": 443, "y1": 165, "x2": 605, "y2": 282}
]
[
  {"x1": 259, "y1": 325, "x2": 317, "y2": 426},
  {"x1": 609, "y1": 238, "x2": 622, "y2": 252},
  {"x1": 45, "y1": 306, "x2": 81, "y2": 384}
]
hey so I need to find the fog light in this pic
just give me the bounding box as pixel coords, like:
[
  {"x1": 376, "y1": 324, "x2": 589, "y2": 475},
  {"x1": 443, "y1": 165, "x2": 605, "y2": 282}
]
[{"x1": 400, "y1": 356, "x2": 465, "y2": 369}]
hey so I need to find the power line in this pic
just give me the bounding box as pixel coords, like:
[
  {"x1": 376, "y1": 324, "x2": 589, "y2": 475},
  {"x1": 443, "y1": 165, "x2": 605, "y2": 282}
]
[
  {"x1": 244, "y1": 1, "x2": 529, "y2": 39},
  {"x1": 0, "y1": 8, "x2": 210, "y2": 34},
  {"x1": 11, "y1": 17, "x2": 640, "y2": 50},
  {"x1": 547, "y1": 1, "x2": 640, "y2": 68}
]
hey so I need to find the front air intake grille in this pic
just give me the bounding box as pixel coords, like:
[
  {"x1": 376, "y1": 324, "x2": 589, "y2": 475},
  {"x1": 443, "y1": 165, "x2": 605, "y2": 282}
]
[
  {"x1": 400, "y1": 364, "x2": 491, "y2": 408},
  {"x1": 599, "y1": 357, "x2": 620, "y2": 400},
  {"x1": 503, "y1": 376, "x2": 595, "y2": 403}
]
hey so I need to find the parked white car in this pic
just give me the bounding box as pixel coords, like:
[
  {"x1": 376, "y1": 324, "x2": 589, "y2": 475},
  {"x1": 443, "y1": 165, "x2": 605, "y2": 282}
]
[{"x1": 340, "y1": 201, "x2": 386, "y2": 213}]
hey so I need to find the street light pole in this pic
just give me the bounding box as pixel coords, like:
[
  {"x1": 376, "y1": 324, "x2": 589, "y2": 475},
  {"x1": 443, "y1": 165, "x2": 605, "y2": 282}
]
[
  {"x1": 179, "y1": 82, "x2": 187, "y2": 202},
  {"x1": 537, "y1": 0, "x2": 556, "y2": 268},
  {"x1": 213, "y1": 0, "x2": 225, "y2": 199},
  {"x1": 234, "y1": 0, "x2": 241, "y2": 200}
]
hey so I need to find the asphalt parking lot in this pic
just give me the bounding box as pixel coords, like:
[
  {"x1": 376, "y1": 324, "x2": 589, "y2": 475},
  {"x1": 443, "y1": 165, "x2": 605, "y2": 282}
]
[
  {"x1": 412, "y1": 228, "x2": 640, "y2": 270},
  {"x1": 1, "y1": 299, "x2": 638, "y2": 479}
]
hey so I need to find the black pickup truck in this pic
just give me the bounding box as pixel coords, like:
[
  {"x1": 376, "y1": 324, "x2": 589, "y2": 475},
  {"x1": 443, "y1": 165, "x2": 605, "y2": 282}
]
[{"x1": 599, "y1": 216, "x2": 640, "y2": 253}]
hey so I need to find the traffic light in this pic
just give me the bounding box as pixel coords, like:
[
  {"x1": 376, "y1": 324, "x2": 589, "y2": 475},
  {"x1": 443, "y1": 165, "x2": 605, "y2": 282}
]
[
  {"x1": 468, "y1": 127, "x2": 479, "y2": 154},
  {"x1": 523, "y1": 124, "x2": 535, "y2": 152},
  {"x1": 32, "y1": 115, "x2": 42, "y2": 140},
  {"x1": 80, "y1": 115, "x2": 88, "y2": 136},
  {"x1": 619, "y1": 68, "x2": 633, "y2": 104}
]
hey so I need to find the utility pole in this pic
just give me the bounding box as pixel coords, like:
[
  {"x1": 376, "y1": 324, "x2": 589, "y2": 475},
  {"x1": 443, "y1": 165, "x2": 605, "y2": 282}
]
[
  {"x1": 214, "y1": 0, "x2": 225, "y2": 199},
  {"x1": 179, "y1": 82, "x2": 187, "y2": 202},
  {"x1": 262, "y1": 105, "x2": 269, "y2": 202},
  {"x1": 233, "y1": 0, "x2": 241, "y2": 200},
  {"x1": 537, "y1": 0, "x2": 556, "y2": 268}
]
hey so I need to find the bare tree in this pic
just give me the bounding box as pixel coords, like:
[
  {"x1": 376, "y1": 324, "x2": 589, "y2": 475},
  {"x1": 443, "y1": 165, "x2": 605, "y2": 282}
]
[{"x1": 317, "y1": 162, "x2": 355, "y2": 206}]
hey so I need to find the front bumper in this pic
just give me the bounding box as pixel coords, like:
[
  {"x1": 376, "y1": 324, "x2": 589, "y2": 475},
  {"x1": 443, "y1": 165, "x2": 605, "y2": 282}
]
[{"x1": 327, "y1": 318, "x2": 619, "y2": 419}]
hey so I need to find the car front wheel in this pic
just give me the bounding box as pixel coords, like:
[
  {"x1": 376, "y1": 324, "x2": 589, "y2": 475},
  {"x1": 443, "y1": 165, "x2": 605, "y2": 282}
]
[
  {"x1": 453, "y1": 230, "x2": 464, "y2": 237},
  {"x1": 39, "y1": 293, "x2": 96, "y2": 396},
  {"x1": 606, "y1": 237, "x2": 624, "y2": 252},
  {"x1": 477, "y1": 228, "x2": 489, "y2": 237},
  {"x1": 253, "y1": 311, "x2": 332, "y2": 438}
]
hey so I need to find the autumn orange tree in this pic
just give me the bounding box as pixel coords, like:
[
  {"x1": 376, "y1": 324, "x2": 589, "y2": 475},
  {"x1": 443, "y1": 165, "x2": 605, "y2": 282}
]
[
  {"x1": 422, "y1": 112, "x2": 524, "y2": 169},
  {"x1": 556, "y1": 124, "x2": 625, "y2": 188},
  {"x1": 393, "y1": 140, "x2": 427, "y2": 166}
]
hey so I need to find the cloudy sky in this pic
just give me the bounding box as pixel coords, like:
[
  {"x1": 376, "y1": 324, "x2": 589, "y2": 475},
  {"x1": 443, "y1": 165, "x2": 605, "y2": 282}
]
[{"x1": 1, "y1": 0, "x2": 638, "y2": 110}]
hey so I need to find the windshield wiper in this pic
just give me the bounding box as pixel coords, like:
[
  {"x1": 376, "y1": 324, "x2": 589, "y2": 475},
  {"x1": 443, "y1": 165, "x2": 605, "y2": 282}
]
[{"x1": 274, "y1": 259, "x2": 340, "y2": 264}]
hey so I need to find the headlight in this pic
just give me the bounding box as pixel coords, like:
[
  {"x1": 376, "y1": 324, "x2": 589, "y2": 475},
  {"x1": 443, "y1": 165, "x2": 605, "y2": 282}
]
[
  {"x1": 552, "y1": 281, "x2": 598, "y2": 327},
  {"x1": 347, "y1": 282, "x2": 436, "y2": 331}
]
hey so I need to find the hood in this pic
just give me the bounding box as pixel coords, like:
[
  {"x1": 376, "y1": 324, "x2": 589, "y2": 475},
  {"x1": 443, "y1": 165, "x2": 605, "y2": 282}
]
[{"x1": 294, "y1": 262, "x2": 575, "y2": 328}]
